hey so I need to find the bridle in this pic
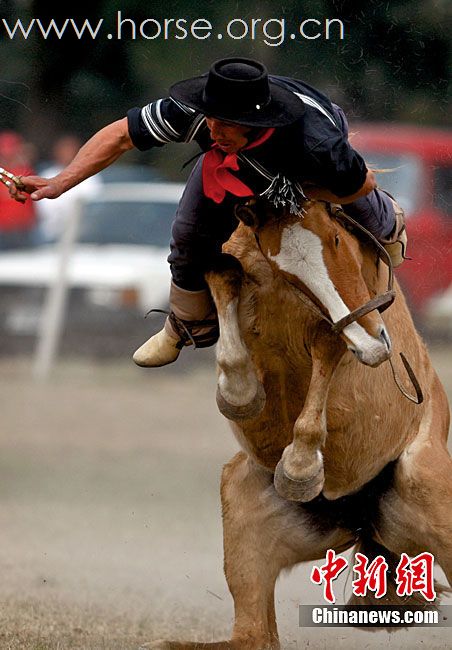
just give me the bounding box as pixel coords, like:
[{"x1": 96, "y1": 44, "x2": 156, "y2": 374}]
[
  {"x1": 237, "y1": 200, "x2": 423, "y2": 404},
  {"x1": 313, "y1": 205, "x2": 396, "y2": 335}
]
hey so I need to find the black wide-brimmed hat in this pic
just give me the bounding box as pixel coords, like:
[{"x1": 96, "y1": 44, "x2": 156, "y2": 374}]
[{"x1": 169, "y1": 57, "x2": 305, "y2": 127}]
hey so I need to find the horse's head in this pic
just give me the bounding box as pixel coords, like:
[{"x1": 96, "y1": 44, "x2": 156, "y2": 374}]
[{"x1": 239, "y1": 199, "x2": 392, "y2": 367}]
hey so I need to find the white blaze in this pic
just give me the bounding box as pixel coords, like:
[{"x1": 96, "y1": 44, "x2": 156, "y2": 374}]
[{"x1": 267, "y1": 222, "x2": 383, "y2": 355}]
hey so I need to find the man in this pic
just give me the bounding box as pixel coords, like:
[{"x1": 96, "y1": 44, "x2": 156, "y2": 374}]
[{"x1": 10, "y1": 57, "x2": 406, "y2": 367}]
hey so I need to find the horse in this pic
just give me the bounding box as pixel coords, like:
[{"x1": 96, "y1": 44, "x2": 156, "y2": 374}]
[{"x1": 149, "y1": 198, "x2": 452, "y2": 649}]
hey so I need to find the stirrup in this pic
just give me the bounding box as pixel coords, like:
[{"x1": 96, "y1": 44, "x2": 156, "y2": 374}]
[
  {"x1": 146, "y1": 309, "x2": 219, "y2": 349},
  {"x1": 168, "y1": 311, "x2": 220, "y2": 348}
]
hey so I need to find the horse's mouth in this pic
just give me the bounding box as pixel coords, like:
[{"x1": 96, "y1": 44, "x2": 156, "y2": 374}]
[{"x1": 348, "y1": 325, "x2": 392, "y2": 367}]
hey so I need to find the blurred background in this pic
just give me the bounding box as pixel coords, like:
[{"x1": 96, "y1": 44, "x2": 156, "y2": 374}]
[
  {"x1": 0, "y1": 0, "x2": 450, "y2": 357},
  {"x1": 0, "y1": 1, "x2": 451, "y2": 648}
]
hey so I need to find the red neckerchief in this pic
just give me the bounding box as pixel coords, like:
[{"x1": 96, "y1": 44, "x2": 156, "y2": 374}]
[{"x1": 202, "y1": 128, "x2": 275, "y2": 204}]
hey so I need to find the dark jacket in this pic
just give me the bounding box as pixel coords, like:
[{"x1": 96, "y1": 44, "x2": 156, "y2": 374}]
[{"x1": 127, "y1": 75, "x2": 367, "y2": 200}]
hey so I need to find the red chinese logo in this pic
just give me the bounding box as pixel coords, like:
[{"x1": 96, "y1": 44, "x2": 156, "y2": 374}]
[
  {"x1": 395, "y1": 552, "x2": 436, "y2": 601},
  {"x1": 310, "y1": 549, "x2": 348, "y2": 604},
  {"x1": 352, "y1": 552, "x2": 388, "y2": 598},
  {"x1": 311, "y1": 549, "x2": 436, "y2": 603}
]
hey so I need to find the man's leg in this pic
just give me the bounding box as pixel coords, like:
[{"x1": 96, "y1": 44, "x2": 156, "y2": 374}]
[
  {"x1": 133, "y1": 157, "x2": 238, "y2": 367},
  {"x1": 342, "y1": 190, "x2": 407, "y2": 267}
]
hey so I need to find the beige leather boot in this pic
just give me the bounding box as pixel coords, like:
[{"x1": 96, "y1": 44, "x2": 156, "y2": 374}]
[
  {"x1": 132, "y1": 325, "x2": 181, "y2": 368},
  {"x1": 133, "y1": 282, "x2": 218, "y2": 368}
]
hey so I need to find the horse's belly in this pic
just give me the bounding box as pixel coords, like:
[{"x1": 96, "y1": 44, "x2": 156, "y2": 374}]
[
  {"x1": 321, "y1": 418, "x2": 416, "y2": 499},
  {"x1": 319, "y1": 357, "x2": 425, "y2": 499},
  {"x1": 229, "y1": 420, "x2": 288, "y2": 470}
]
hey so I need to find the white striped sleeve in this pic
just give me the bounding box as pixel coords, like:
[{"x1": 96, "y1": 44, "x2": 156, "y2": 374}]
[{"x1": 140, "y1": 97, "x2": 204, "y2": 144}]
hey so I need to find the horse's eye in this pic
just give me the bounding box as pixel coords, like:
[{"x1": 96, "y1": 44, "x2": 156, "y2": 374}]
[{"x1": 335, "y1": 233, "x2": 340, "y2": 247}]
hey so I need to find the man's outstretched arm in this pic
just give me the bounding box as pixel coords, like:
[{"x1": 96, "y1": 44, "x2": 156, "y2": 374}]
[{"x1": 10, "y1": 118, "x2": 134, "y2": 202}]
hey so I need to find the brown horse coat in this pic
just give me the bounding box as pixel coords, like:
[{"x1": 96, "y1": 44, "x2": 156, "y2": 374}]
[{"x1": 150, "y1": 200, "x2": 452, "y2": 650}]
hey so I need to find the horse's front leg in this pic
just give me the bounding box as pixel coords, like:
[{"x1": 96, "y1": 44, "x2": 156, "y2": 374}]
[
  {"x1": 274, "y1": 324, "x2": 346, "y2": 502},
  {"x1": 206, "y1": 258, "x2": 266, "y2": 421}
]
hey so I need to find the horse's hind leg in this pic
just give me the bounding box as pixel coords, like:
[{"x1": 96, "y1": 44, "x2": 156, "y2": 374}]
[
  {"x1": 147, "y1": 451, "x2": 355, "y2": 649},
  {"x1": 219, "y1": 452, "x2": 352, "y2": 646},
  {"x1": 376, "y1": 383, "x2": 452, "y2": 585}
]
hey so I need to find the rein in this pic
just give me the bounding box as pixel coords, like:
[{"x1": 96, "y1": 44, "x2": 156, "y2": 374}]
[
  {"x1": 328, "y1": 206, "x2": 395, "y2": 333},
  {"x1": 250, "y1": 202, "x2": 423, "y2": 405}
]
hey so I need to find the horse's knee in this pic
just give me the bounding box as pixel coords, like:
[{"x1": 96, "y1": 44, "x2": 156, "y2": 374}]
[{"x1": 221, "y1": 452, "x2": 272, "y2": 508}]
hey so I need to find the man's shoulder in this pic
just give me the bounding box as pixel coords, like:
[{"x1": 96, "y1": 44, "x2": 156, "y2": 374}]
[
  {"x1": 270, "y1": 75, "x2": 343, "y2": 135},
  {"x1": 270, "y1": 75, "x2": 335, "y2": 107}
]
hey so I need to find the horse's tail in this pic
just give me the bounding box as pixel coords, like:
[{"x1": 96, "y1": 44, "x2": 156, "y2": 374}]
[{"x1": 346, "y1": 535, "x2": 450, "y2": 629}]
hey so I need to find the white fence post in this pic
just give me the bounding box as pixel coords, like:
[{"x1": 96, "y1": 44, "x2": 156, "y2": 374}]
[{"x1": 33, "y1": 199, "x2": 82, "y2": 380}]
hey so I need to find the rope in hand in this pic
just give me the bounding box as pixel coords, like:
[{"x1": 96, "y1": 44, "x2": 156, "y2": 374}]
[{"x1": 0, "y1": 165, "x2": 26, "y2": 203}]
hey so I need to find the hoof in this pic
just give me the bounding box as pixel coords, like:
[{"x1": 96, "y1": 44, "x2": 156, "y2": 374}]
[
  {"x1": 216, "y1": 382, "x2": 266, "y2": 421},
  {"x1": 273, "y1": 457, "x2": 324, "y2": 502}
]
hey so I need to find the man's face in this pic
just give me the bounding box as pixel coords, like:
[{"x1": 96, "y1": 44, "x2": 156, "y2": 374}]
[{"x1": 205, "y1": 118, "x2": 252, "y2": 154}]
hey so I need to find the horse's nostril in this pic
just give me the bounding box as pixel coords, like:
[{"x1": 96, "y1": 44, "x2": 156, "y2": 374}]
[
  {"x1": 379, "y1": 326, "x2": 392, "y2": 352},
  {"x1": 350, "y1": 347, "x2": 363, "y2": 361}
]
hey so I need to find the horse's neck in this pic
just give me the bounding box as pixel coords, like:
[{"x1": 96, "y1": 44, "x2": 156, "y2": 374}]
[{"x1": 359, "y1": 239, "x2": 389, "y2": 297}]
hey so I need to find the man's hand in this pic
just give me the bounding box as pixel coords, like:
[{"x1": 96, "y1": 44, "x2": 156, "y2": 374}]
[
  {"x1": 9, "y1": 175, "x2": 65, "y2": 203},
  {"x1": 9, "y1": 117, "x2": 134, "y2": 204}
]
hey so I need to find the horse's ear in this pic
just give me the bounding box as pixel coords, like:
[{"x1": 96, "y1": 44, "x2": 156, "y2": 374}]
[{"x1": 234, "y1": 199, "x2": 261, "y2": 230}]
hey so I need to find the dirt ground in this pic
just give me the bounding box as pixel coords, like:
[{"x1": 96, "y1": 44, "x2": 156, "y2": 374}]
[{"x1": 1, "y1": 343, "x2": 452, "y2": 650}]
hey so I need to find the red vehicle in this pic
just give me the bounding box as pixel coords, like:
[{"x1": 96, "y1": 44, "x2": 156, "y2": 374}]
[{"x1": 350, "y1": 123, "x2": 452, "y2": 318}]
